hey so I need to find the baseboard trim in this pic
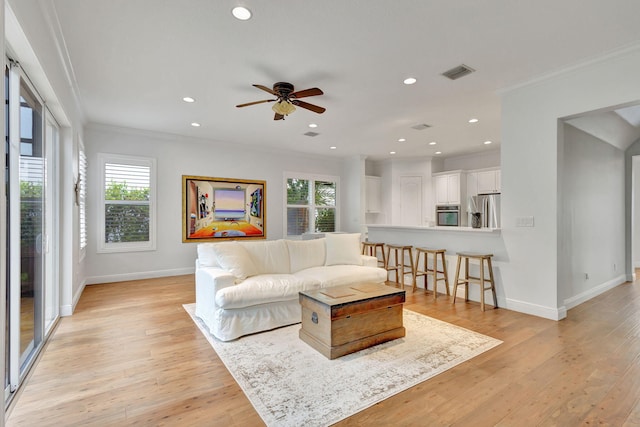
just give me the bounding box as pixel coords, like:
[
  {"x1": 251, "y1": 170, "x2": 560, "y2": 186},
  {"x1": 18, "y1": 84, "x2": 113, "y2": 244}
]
[
  {"x1": 501, "y1": 297, "x2": 567, "y2": 321},
  {"x1": 563, "y1": 275, "x2": 627, "y2": 311},
  {"x1": 85, "y1": 267, "x2": 195, "y2": 285},
  {"x1": 60, "y1": 279, "x2": 86, "y2": 317}
]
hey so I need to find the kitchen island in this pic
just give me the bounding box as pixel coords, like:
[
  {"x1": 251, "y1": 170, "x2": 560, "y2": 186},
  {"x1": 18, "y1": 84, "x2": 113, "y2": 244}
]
[{"x1": 367, "y1": 224, "x2": 506, "y2": 304}]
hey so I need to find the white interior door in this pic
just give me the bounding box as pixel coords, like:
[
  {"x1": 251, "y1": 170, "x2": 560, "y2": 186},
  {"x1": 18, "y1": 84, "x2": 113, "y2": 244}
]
[{"x1": 400, "y1": 176, "x2": 422, "y2": 226}]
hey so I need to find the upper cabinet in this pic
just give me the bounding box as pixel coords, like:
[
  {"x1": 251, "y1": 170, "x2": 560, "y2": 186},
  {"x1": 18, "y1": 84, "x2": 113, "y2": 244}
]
[
  {"x1": 467, "y1": 172, "x2": 478, "y2": 197},
  {"x1": 476, "y1": 169, "x2": 501, "y2": 194},
  {"x1": 434, "y1": 171, "x2": 465, "y2": 205},
  {"x1": 365, "y1": 175, "x2": 381, "y2": 213}
]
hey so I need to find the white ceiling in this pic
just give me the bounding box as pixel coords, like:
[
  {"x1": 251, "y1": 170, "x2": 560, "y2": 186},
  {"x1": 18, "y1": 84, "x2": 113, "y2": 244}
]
[{"x1": 47, "y1": 1, "x2": 640, "y2": 160}]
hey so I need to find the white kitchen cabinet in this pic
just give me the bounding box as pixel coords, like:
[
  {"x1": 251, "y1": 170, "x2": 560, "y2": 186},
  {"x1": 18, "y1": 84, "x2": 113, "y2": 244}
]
[
  {"x1": 434, "y1": 171, "x2": 465, "y2": 205},
  {"x1": 467, "y1": 172, "x2": 478, "y2": 197},
  {"x1": 477, "y1": 169, "x2": 501, "y2": 194},
  {"x1": 365, "y1": 176, "x2": 381, "y2": 213}
]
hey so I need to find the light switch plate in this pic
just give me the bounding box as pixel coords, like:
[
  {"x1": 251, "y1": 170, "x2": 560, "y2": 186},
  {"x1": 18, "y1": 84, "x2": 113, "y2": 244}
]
[{"x1": 516, "y1": 216, "x2": 535, "y2": 227}]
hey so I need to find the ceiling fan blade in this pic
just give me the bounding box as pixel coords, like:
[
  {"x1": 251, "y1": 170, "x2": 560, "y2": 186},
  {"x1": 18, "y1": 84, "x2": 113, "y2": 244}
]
[
  {"x1": 274, "y1": 113, "x2": 285, "y2": 121},
  {"x1": 290, "y1": 87, "x2": 323, "y2": 99},
  {"x1": 236, "y1": 99, "x2": 275, "y2": 108},
  {"x1": 253, "y1": 84, "x2": 277, "y2": 95},
  {"x1": 292, "y1": 100, "x2": 326, "y2": 114}
]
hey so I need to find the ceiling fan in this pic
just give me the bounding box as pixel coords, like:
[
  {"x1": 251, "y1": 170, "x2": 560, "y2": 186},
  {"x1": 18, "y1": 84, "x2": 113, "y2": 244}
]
[{"x1": 236, "y1": 82, "x2": 326, "y2": 120}]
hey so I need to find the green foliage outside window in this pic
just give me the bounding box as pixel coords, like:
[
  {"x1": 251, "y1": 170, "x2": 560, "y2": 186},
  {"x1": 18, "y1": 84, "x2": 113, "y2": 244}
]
[
  {"x1": 286, "y1": 178, "x2": 336, "y2": 234},
  {"x1": 105, "y1": 181, "x2": 149, "y2": 201},
  {"x1": 105, "y1": 181, "x2": 150, "y2": 243},
  {"x1": 287, "y1": 178, "x2": 309, "y2": 205}
]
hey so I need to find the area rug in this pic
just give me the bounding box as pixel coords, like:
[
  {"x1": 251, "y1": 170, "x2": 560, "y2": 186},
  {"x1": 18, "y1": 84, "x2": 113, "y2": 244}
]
[{"x1": 184, "y1": 304, "x2": 501, "y2": 427}]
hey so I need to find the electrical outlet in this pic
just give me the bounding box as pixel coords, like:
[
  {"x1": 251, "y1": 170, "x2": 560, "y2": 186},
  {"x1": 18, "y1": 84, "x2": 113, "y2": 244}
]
[
  {"x1": 613, "y1": 263, "x2": 617, "y2": 272},
  {"x1": 584, "y1": 273, "x2": 589, "y2": 280}
]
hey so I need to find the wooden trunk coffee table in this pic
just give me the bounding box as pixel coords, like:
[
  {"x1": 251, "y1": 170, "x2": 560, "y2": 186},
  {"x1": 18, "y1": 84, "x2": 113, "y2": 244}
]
[{"x1": 298, "y1": 283, "x2": 406, "y2": 359}]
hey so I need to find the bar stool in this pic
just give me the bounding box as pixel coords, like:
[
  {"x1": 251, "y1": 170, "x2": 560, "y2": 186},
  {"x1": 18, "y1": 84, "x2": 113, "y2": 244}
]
[
  {"x1": 413, "y1": 247, "x2": 450, "y2": 299},
  {"x1": 385, "y1": 244, "x2": 414, "y2": 289},
  {"x1": 452, "y1": 252, "x2": 497, "y2": 311},
  {"x1": 362, "y1": 241, "x2": 386, "y2": 268}
]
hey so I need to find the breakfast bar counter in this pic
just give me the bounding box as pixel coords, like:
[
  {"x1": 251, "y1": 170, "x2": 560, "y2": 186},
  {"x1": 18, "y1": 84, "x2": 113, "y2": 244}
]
[{"x1": 366, "y1": 225, "x2": 504, "y2": 258}]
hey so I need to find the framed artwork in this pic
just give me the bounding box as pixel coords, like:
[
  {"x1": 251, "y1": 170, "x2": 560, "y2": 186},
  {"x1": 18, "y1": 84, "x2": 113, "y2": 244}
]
[{"x1": 182, "y1": 175, "x2": 266, "y2": 242}]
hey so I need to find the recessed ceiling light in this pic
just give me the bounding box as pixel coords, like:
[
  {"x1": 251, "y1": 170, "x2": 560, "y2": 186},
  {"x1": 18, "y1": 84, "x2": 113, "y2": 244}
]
[
  {"x1": 183, "y1": 97, "x2": 195, "y2": 103},
  {"x1": 484, "y1": 140, "x2": 492, "y2": 145},
  {"x1": 390, "y1": 151, "x2": 396, "y2": 155},
  {"x1": 468, "y1": 118, "x2": 478, "y2": 123},
  {"x1": 330, "y1": 146, "x2": 337, "y2": 150},
  {"x1": 403, "y1": 77, "x2": 417, "y2": 85},
  {"x1": 435, "y1": 151, "x2": 442, "y2": 155},
  {"x1": 232, "y1": 6, "x2": 252, "y2": 20},
  {"x1": 191, "y1": 122, "x2": 201, "y2": 127},
  {"x1": 429, "y1": 141, "x2": 437, "y2": 146},
  {"x1": 309, "y1": 123, "x2": 318, "y2": 128},
  {"x1": 398, "y1": 138, "x2": 406, "y2": 142}
]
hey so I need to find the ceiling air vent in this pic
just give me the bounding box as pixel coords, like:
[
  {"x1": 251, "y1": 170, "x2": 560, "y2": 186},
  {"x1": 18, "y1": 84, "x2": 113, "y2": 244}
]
[
  {"x1": 442, "y1": 64, "x2": 475, "y2": 80},
  {"x1": 304, "y1": 131, "x2": 319, "y2": 137},
  {"x1": 411, "y1": 123, "x2": 431, "y2": 131}
]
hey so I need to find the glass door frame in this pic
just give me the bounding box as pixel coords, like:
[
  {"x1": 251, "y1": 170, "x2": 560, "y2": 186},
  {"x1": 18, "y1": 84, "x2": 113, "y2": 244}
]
[{"x1": 5, "y1": 59, "x2": 60, "y2": 402}]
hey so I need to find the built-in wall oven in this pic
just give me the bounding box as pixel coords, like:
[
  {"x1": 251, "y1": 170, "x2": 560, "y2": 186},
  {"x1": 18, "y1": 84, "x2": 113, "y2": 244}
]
[{"x1": 436, "y1": 205, "x2": 460, "y2": 227}]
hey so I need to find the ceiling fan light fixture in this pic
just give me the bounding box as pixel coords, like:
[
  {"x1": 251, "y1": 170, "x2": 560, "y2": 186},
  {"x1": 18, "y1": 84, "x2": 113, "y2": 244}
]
[{"x1": 272, "y1": 100, "x2": 296, "y2": 116}]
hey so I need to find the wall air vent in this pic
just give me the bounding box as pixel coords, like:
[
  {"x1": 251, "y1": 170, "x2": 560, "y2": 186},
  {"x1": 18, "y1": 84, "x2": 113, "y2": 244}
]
[
  {"x1": 442, "y1": 64, "x2": 475, "y2": 80},
  {"x1": 304, "y1": 131, "x2": 319, "y2": 137},
  {"x1": 411, "y1": 123, "x2": 431, "y2": 131}
]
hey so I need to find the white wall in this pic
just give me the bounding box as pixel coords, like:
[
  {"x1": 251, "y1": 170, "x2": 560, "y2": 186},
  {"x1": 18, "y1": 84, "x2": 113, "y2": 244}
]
[
  {"x1": 633, "y1": 155, "x2": 640, "y2": 268},
  {"x1": 8, "y1": 0, "x2": 86, "y2": 315},
  {"x1": 627, "y1": 140, "x2": 640, "y2": 273},
  {"x1": 501, "y1": 44, "x2": 640, "y2": 319},
  {"x1": 83, "y1": 125, "x2": 348, "y2": 284},
  {"x1": 559, "y1": 124, "x2": 626, "y2": 309},
  {"x1": 441, "y1": 149, "x2": 501, "y2": 172},
  {"x1": 342, "y1": 156, "x2": 366, "y2": 234}
]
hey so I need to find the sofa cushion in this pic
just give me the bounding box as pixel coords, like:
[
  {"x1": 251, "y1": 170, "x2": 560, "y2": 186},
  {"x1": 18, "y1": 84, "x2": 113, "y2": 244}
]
[
  {"x1": 294, "y1": 265, "x2": 387, "y2": 288},
  {"x1": 215, "y1": 274, "x2": 321, "y2": 309},
  {"x1": 239, "y1": 239, "x2": 290, "y2": 274},
  {"x1": 197, "y1": 243, "x2": 221, "y2": 268},
  {"x1": 325, "y1": 233, "x2": 362, "y2": 266},
  {"x1": 286, "y1": 238, "x2": 326, "y2": 273},
  {"x1": 213, "y1": 241, "x2": 258, "y2": 281}
]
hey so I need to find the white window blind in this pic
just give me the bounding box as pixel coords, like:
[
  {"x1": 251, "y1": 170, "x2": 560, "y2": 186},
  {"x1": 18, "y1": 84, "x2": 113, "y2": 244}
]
[{"x1": 78, "y1": 148, "x2": 87, "y2": 250}]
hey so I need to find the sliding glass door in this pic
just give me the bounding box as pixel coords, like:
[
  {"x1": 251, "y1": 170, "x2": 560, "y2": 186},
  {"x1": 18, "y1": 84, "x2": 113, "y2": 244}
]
[{"x1": 4, "y1": 61, "x2": 59, "y2": 401}]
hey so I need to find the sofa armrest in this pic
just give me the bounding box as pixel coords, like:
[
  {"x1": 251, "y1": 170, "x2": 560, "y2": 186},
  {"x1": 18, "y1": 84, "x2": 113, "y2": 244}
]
[
  {"x1": 195, "y1": 266, "x2": 236, "y2": 320},
  {"x1": 361, "y1": 254, "x2": 378, "y2": 267}
]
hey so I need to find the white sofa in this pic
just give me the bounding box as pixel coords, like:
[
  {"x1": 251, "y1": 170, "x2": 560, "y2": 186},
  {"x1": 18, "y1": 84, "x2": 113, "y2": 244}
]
[{"x1": 195, "y1": 233, "x2": 387, "y2": 341}]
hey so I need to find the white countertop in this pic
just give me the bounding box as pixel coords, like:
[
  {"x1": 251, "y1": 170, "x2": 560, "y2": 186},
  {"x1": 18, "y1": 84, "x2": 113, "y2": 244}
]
[{"x1": 366, "y1": 224, "x2": 501, "y2": 234}]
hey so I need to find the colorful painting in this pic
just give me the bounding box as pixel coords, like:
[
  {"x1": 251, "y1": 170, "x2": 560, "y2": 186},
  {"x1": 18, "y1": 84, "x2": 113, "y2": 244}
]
[{"x1": 182, "y1": 175, "x2": 266, "y2": 242}]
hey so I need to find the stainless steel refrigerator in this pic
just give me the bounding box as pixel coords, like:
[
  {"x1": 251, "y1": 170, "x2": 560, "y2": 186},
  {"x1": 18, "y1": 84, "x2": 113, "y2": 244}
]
[{"x1": 468, "y1": 194, "x2": 501, "y2": 228}]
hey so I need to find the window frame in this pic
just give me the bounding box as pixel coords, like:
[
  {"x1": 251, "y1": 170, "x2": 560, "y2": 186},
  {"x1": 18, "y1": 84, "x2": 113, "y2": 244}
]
[
  {"x1": 97, "y1": 153, "x2": 157, "y2": 253},
  {"x1": 283, "y1": 172, "x2": 339, "y2": 238},
  {"x1": 78, "y1": 143, "x2": 87, "y2": 253}
]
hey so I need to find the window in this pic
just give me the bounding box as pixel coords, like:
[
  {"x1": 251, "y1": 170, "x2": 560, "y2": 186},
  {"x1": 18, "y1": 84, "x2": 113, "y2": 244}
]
[
  {"x1": 97, "y1": 153, "x2": 156, "y2": 253},
  {"x1": 285, "y1": 173, "x2": 338, "y2": 237},
  {"x1": 78, "y1": 147, "x2": 87, "y2": 251}
]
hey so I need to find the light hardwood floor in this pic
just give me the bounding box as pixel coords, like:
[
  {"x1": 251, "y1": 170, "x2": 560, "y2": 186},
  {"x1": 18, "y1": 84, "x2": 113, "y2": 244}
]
[{"x1": 6, "y1": 275, "x2": 640, "y2": 426}]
